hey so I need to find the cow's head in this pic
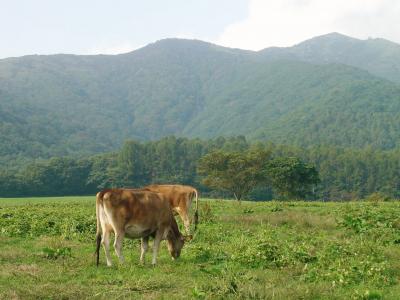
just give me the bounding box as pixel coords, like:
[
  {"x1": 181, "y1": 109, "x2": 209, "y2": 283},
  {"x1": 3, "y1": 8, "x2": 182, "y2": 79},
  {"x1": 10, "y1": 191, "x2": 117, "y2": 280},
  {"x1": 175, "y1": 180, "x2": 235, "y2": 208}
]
[
  {"x1": 167, "y1": 234, "x2": 185, "y2": 259},
  {"x1": 166, "y1": 219, "x2": 188, "y2": 259}
]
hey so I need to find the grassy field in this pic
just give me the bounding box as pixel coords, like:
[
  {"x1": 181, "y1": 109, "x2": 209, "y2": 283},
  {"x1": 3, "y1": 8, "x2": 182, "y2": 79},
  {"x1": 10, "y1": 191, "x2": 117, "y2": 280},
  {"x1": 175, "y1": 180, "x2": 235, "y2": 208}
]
[{"x1": 1, "y1": 197, "x2": 400, "y2": 299}]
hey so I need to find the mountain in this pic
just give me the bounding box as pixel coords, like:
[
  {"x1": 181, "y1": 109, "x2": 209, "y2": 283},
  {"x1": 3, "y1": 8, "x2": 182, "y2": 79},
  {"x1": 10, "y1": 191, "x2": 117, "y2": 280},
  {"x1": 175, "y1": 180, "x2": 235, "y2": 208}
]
[
  {"x1": 260, "y1": 32, "x2": 400, "y2": 83},
  {"x1": 1, "y1": 34, "x2": 400, "y2": 164}
]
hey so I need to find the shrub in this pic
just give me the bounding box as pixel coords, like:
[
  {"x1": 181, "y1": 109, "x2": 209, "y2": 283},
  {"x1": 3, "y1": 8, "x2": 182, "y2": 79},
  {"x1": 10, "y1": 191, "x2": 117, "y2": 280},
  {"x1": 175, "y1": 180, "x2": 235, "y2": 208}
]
[{"x1": 365, "y1": 192, "x2": 391, "y2": 203}]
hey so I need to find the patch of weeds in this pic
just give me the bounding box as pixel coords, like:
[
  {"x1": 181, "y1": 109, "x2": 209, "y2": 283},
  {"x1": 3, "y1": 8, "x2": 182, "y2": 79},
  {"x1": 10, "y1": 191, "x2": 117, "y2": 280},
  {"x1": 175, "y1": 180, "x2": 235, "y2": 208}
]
[
  {"x1": 337, "y1": 206, "x2": 395, "y2": 234},
  {"x1": 365, "y1": 192, "x2": 391, "y2": 203},
  {"x1": 234, "y1": 239, "x2": 309, "y2": 268},
  {"x1": 200, "y1": 202, "x2": 215, "y2": 223},
  {"x1": 292, "y1": 248, "x2": 317, "y2": 264},
  {"x1": 271, "y1": 206, "x2": 283, "y2": 212},
  {"x1": 243, "y1": 208, "x2": 254, "y2": 214},
  {"x1": 191, "y1": 245, "x2": 228, "y2": 264},
  {"x1": 107, "y1": 276, "x2": 124, "y2": 286},
  {"x1": 0, "y1": 204, "x2": 96, "y2": 241},
  {"x1": 198, "y1": 265, "x2": 224, "y2": 276},
  {"x1": 304, "y1": 260, "x2": 392, "y2": 287},
  {"x1": 192, "y1": 245, "x2": 213, "y2": 262},
  {"x1": 352, "y1": 290, "x2": 383, "y2": 300},
  {"x1": 301, "y1": 239, "x2": 394, "y2": 287},
  {"x1": 198, "y1": 271, "x2": 241, "y2": 298},
  {"x1": 192, "y1": 287, "x2": 206, "y2": 299},
  {"x1": 339, "y1": 214, "x2": 369, "y2": 233},
  {"x1": 41, "y1": 246, "x2": 72, "y2": 260},
  {"x1": 1, "y1": 213, "x2": 13, "y2": 218}
]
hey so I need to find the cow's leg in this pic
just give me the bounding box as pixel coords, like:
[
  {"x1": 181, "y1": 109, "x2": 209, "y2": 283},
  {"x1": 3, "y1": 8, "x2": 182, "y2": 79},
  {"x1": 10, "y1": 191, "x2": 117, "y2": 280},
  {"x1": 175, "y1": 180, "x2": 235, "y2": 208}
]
[
  {"x1": 151, "y1": 230, "x2": 163, "y2": 266},
  {"x1": 102, "y1": 230, "x2": 112, "y2": 267},
  {"x1": 182, "y1": 212, "x2": 191, "y2": 235},
  {"x1": 180, "y1": 196, "x2": 193, "y2": 234},
  {"x1": 114, "y1": 231, "x2": 125, "y2": 264},
  {"x1": 140, "y1": 236, "x2": 149, "y2": 264}
]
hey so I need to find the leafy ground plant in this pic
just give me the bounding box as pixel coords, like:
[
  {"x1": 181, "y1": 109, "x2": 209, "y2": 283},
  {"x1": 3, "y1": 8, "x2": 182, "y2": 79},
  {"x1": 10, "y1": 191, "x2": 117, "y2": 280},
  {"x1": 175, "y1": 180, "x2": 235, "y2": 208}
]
[{"x1": 1, "y1": 197, "x2": 400, "y2": 299}]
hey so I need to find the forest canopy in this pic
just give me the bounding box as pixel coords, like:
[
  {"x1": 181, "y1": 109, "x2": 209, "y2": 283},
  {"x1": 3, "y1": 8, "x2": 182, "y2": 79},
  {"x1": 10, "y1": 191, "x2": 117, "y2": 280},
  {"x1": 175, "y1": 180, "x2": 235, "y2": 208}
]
[{"x1": 1, "y1": 136, "x2": 399, "y2": 200}]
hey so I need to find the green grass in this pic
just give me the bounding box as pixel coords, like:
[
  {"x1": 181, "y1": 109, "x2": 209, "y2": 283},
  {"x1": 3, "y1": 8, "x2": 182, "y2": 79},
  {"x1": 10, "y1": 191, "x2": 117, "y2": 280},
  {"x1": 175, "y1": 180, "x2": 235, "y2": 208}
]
[{"x1": 1, "y1": 197, "x2": 400, "y2": 299}]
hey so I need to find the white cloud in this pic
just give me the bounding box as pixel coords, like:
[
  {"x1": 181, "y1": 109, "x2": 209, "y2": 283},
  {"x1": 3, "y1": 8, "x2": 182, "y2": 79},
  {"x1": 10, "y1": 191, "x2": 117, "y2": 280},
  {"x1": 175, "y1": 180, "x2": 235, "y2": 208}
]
[
  {"x1": 216, "y1": 0, "x2": 400, "y2": 50},
  {"x1": 85, "y1": 31, "x2": 199, "y2": 55},
  {"x1": 86, "y1": 42, "x2": 140, "y2": 55}
]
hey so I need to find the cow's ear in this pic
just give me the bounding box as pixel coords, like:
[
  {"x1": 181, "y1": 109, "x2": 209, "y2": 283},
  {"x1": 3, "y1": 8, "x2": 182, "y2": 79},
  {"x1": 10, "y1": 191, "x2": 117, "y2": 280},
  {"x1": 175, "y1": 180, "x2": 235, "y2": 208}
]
[{"x1": 183, "y1": 235, "x2": 193, "y2": 242}]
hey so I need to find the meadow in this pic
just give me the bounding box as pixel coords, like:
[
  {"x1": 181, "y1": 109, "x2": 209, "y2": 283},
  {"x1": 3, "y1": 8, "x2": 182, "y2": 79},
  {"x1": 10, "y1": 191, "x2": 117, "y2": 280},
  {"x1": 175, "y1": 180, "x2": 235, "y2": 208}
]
[{"x1": 1, "y1": 197, "x2": 400, "y2": 299}]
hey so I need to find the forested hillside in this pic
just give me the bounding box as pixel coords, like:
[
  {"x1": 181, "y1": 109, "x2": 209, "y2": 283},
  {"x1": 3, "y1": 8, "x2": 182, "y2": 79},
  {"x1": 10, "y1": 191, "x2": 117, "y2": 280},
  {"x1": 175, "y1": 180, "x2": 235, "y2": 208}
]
[
  {"x1": 2, "y1": 33, "x2": 400, "y2": 166},
  {"x1": 1, "y1": 136, "x2": 399, "y2": 200}
]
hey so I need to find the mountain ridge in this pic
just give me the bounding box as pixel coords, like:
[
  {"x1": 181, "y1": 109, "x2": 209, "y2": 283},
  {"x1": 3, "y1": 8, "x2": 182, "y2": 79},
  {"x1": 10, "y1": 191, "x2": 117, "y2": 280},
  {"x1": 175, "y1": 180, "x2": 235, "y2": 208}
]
[
  {"x1": 1, "y1": 33, "x2": 400, "y2": 165},
  {"x1": 259, "y1": 32, "x2": 400, "y2": 82}
]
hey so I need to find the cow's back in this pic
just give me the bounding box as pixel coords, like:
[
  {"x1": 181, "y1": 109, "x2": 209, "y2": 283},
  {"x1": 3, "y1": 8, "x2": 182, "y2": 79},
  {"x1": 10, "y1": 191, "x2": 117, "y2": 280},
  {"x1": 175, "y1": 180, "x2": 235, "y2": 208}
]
[
  {"x1": 145, "y1": 184, "x2": 195, "y2": 207},
  {"x1": 101, "y1": 189, "x2": 172, "y2": 230}
]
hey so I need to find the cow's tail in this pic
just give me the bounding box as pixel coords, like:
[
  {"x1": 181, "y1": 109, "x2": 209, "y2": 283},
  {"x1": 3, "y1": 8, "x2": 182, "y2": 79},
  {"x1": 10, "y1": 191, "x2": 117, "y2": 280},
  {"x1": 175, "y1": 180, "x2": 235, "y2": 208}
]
[
  {"x1": 193, "y1": 188, "x2": 199, "y2": 231},
  {"x1": 95, "y1": 191, "x2": 104, "y2": 267}
]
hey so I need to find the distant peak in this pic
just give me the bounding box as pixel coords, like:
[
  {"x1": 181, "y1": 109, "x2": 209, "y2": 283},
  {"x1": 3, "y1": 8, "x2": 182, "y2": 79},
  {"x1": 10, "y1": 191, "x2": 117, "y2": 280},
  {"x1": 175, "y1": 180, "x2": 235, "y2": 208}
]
[
  {"x1": 150, "y1": 38, "x2": 214, "y2": 47},
  {"x1": 320, "y1": 32, "x2": 352, "y2": 39},
  {"x1": 130, "y1": 37, "x2": 253, "y2": 56},
  {"x1": 290, "y1": 32, "x2": 361, "y2": 49},
  {"x1": 303, "y1": 32, "x2": 358, "y2": 43}
]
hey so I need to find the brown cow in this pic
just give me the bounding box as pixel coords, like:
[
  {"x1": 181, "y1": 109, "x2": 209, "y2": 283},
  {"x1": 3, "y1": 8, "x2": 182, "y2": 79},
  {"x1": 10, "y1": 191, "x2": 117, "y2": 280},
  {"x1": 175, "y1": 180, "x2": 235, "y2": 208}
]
[
  {"x1": 144, "y1": 184, "x2": 199, "y2": 234},
  {"x1": 95, "y1": 189, "x2": 186, "y2": 267}
]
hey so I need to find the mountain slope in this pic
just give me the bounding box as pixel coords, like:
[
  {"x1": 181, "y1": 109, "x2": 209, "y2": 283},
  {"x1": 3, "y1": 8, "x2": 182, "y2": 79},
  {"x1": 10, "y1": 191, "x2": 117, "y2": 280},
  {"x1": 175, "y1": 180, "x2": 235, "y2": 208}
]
[
  {"x1": 260, "y1": 32, "x2": 400, "y2": 83},
  {"x1": 1, "y1": 35, "x2": 400, "y2": 164},
  {"x1": 180, "y1": 59, "x2": 400, "y2": 150},
  {"x1": 0, "y1": 39, "x2": 252, "y2": 160}
]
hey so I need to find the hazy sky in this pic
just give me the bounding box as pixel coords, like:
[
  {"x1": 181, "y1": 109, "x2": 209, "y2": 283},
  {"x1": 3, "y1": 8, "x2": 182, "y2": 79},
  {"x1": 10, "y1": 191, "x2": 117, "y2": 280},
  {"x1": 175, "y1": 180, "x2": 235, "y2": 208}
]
[{"x1": 1, "y1": 0, "x2": 400, "y2": 58}]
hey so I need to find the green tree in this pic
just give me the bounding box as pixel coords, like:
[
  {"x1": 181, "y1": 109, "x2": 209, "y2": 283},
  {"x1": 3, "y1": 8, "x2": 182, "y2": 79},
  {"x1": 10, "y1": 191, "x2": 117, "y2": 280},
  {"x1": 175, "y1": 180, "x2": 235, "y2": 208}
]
[
  {"x1": 86, "y1": 153, "x2": 122, "y2": 189},
  {"x1": 118, "y1": 140, "x2": 151, "y2": 187},
  {"x1": 267, "y1": 157, "x2": 320, "y2": 200},
  {"x1": 198, "y1": 148, "x2": 271, "y2": 200}
]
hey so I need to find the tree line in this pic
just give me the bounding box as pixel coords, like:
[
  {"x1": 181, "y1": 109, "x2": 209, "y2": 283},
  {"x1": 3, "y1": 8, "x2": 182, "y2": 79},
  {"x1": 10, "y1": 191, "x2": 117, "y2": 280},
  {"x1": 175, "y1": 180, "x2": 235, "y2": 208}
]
[{"x1": 0, "y1": 136, "x2": 399, "y2": 200}]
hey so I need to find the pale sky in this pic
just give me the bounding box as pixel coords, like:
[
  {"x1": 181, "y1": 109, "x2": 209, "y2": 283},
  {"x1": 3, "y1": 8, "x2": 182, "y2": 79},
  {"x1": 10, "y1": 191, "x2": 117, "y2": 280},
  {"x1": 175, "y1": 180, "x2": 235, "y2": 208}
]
[{"x1": 1, "y1": 0, "x2": 400, "y2": 59}]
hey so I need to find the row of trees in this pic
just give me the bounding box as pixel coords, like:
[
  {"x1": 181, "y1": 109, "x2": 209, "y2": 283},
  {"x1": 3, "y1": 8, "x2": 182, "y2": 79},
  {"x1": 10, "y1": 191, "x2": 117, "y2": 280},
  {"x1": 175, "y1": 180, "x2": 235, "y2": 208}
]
[
  {"x1": 0, "y1": 136, "x2": 399, "y2": 200},
  {"x1": 198, "y1": 148, "x2": 319, "y2": 200}
]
